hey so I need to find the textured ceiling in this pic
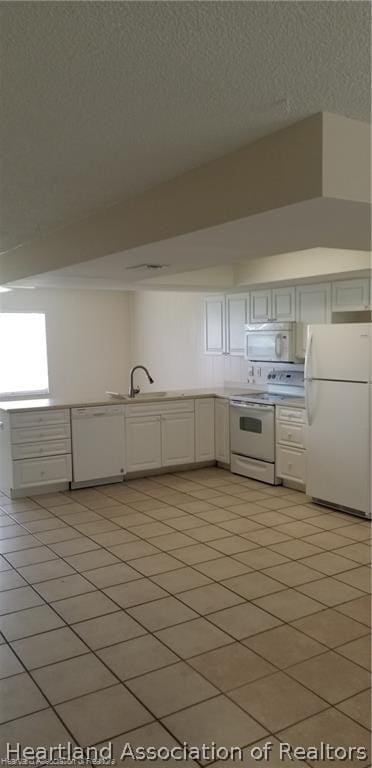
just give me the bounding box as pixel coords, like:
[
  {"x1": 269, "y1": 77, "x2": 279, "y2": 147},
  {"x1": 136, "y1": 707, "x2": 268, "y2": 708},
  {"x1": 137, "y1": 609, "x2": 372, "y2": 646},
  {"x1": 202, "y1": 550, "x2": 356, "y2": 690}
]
[{"x1": 1, "y1": 1, "x2": 370, "y2": 253}]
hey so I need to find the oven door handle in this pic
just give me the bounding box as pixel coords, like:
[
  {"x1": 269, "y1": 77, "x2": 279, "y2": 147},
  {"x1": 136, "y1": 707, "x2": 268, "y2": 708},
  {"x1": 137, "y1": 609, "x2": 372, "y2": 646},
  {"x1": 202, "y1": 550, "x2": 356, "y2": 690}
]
[{"x1": 230, "y1": 402, "x2": 273, "y2": 411}]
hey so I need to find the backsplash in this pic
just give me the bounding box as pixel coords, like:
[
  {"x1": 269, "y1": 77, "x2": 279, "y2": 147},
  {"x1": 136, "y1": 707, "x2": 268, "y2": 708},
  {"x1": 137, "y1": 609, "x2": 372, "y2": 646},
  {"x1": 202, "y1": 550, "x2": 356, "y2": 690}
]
[{"x1": 224, "y1": 359, "x2": 304, "y2": 388}]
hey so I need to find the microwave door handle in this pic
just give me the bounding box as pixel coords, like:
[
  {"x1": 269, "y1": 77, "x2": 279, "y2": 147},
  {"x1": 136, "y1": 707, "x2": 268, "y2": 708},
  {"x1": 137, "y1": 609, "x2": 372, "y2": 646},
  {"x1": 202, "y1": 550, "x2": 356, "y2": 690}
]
[{"x1": 275, "y1": 333, "x2": 282, "y2": 358}]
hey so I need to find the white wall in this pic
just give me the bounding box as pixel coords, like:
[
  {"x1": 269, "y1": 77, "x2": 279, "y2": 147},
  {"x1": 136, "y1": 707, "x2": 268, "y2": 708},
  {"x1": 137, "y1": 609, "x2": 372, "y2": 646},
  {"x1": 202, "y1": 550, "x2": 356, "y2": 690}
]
[
  {"x1": 130, "y1": 290, "x2": 250, "y2": 391},
  {"x1": 0, "y1": 289, "x2": 132, "y2": 400}
]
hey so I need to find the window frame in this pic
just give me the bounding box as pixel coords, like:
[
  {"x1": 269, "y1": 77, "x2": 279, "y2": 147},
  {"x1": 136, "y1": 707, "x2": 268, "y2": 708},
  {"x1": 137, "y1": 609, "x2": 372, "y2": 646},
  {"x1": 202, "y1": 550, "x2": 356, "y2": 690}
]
[{"x1": 0, "y1": 311, "x2": 50, "y2": 400}]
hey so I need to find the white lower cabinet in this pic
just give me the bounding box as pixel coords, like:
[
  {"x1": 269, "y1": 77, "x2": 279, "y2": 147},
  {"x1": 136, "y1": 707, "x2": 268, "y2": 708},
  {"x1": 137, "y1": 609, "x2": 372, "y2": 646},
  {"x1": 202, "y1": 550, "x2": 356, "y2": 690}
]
[
  {"x1": 12, "y1": 439, "x2": 71, "y2": 460},
  {"x1": 215, "y1": 398, "x2": 230, "y2": 464},
  {"x1": 3, "y1": 408, "x2": 73, "y2": 496},
  {"x1": 161, "y1": 412, "x2": 195, "y2": 466},
  {"x1": 13, "y1": 454, "x2": 72, "y2": 490},
  {"x1": 195, "y1": 398, "x2": 215, "y2": 461},
  {"x1": 277, "y1": 446, "x2": 306, "y2": 485},
  {"x1": 276, "y1": 406, "x2": 306, "y2": 487},
  {"x1": 125, "y1": 415, "x2": 161, "y2": 472},
  {"x1": 125, "y1": 400, "x2": 196, "y2": 472}
]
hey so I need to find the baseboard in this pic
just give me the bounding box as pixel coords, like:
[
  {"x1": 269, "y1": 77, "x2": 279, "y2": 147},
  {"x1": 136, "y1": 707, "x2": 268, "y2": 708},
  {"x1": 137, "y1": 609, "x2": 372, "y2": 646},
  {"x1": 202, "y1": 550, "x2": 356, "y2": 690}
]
[
  {"x1": 10, "y1": 481, "x2": 70, "y2": 499},
  {"x1": 126, "y1": 460, "x2": 215, "y2": 480}
]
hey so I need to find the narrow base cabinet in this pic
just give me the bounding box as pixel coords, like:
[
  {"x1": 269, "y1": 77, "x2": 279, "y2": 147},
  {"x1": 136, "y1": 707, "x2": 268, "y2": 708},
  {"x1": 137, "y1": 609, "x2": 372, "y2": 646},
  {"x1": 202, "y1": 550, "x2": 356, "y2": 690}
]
[
  {"x1": 215, "y1": 398, "x2": 230, "y2": 464},
  {"x1": 195, "y1": 398, "x2": 215, "y2": 461},
  {"x1": 0, "y1": 408, "x2": 72, "y2": 498},
  {"x1": 276, "y1": 406, "x2": 307, "y2": 487}
]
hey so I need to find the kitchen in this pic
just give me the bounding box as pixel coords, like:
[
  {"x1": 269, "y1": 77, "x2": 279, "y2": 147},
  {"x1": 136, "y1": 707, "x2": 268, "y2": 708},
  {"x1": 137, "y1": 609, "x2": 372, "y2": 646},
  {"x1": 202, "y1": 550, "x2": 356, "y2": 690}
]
[
  {"x1": 0, "y1": 273, "x2": 371, "y2": 518},
  {"x1": 0, "y1": 1, "x2": 371, "y2": 762}
]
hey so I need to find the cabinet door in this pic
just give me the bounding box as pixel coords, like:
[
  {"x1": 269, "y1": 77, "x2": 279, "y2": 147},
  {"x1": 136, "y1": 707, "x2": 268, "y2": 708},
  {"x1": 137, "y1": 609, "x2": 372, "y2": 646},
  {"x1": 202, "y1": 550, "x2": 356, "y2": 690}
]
[
  {"x1": 215, "y1": 399, "x2": 230, "y2": 464},
  {"x1": 295, "y1": 283, "x2": 331, "y2": 358},
  {"x1": 250, "y1": 290, "x2": 271, "y2": 323},
  {"x1": 277, "y1": 446, "x2": 306, "y2": 485},
  {"x1": 272, "y1": 287, "x2": 295, "y2": 321},
  {"x1": 204, "y1": 296, "x2": 225, "y2": 354},
  {"x1": 161, "y1": 412, "x2": 195, "y2": 466},
  {"x1": 195, "y1": 398, "x2": 215, "y2": 462},
  {"x1": 226, "y1": 294, "x2": 249, "y2": 355},
  {"x1": 125, "y1": 416, "x2": 161, "y2": 472},
  {"x1": 332, "y1": 279, "x2": 370, "y2": 311}
]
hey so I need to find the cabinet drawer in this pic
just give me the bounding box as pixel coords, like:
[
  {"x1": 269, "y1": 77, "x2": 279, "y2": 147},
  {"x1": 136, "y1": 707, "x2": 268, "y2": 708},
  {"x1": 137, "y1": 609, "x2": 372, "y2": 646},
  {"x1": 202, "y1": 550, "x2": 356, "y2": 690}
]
[
  {"x1": 13, "y1": 454, "x2": 72, "y2": 489},
  {"x1": 276, "y1": 421, "x2": 307, "y2": 449},
  {"x1": 11, "y1": 423, "x2": 71, "y2": 444},
  {"x1": 277, "y1": 446, "x2": 306, "y2": 483},
  {"x1": 10, "y1": 409, "x2": 70, "y2": 428},
  {"x1": 126, "y1": 399, "x2": 194, "y2": 418},
  {"x1": 276, "y1": 407, "x2": 305, "y2": 424},
  {"x1": 12, "y1": 439, "x2": 71, "y2": 460}
]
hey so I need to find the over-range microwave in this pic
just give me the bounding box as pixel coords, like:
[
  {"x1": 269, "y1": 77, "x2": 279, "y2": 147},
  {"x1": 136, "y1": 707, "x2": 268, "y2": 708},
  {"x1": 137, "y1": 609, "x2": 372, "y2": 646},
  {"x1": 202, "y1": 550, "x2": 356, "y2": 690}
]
[{"x1": 244, "y1": 322, "x2": 296, "y2": 363}]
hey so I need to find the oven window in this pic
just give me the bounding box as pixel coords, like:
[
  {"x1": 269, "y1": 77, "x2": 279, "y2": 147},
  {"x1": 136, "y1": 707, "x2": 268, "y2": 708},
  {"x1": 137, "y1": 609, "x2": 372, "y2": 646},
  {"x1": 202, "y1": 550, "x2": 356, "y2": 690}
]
[{"x1": 239, "y1": 416, "x2": 262, "y2": 433}]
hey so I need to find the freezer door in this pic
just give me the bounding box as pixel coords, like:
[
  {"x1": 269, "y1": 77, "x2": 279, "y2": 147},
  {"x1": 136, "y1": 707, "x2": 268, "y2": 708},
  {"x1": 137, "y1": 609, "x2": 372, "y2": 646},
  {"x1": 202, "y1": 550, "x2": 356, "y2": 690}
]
[
  {"x1": 306, "y1": 324, "x2": 370, "y2": 382},
  {"x1": 306, "y1": 380, "x2": 370, "y2": 515}
]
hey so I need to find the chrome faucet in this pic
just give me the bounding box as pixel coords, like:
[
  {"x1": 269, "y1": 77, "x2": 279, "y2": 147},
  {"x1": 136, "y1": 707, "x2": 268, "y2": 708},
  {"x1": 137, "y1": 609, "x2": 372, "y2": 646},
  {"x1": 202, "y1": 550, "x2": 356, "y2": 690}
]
[{"x1": 128, "y1": 365, "x2": 154, "y2": 398}]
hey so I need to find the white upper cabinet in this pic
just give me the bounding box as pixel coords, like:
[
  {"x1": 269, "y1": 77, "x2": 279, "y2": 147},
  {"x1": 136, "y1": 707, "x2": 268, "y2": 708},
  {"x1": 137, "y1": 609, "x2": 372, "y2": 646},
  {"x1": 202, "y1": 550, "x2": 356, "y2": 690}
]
[
  {"x1": 272, "y1": 287, "x2": 296, "y2": 321},
  {"x1": 204, "y1": 278, "x2": 368, "y2": 359},
  {"x1": 250, "y1": 290, "x2": 271, "y2": 322},
  {"x1": 225, "y1": 294, "x2": 249, "y2": 355},
  {"x1": 250, "y1": 287, "x2": 295, "y2": 322},
  {"x1": 204, "y1": 296, "x2": 226, "y2": 355},
  {"x1": 204, "y1": 293, "x2": 249, "y2": 356},
  {"x1": 295, "y1": 282, "x2": 331, "y2": 358},
  {"x1": 332, "y1": 278, "x2": 370, "y2": 311}
]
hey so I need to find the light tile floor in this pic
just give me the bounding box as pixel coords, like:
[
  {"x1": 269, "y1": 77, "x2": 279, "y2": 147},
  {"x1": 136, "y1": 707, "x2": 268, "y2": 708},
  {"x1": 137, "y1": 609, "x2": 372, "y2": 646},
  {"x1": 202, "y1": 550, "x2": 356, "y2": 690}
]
[{"x1": 0, "y1": 467, "x2": 370, "y2": 765}]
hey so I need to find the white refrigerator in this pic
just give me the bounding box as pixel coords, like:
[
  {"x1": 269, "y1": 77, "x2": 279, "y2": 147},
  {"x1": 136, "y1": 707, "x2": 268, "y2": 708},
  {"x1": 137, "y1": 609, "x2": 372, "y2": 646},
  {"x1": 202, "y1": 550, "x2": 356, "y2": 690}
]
[{"x1": 305, "y1": 323, "x2": 371, "y2": 519}]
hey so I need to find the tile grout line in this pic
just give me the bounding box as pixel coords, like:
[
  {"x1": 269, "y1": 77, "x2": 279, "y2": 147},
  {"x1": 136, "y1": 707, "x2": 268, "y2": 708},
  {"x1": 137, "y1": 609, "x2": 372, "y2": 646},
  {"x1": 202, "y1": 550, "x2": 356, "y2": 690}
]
[{"x1": 0, "y1": 469, "x2": 370, "y2": 748}]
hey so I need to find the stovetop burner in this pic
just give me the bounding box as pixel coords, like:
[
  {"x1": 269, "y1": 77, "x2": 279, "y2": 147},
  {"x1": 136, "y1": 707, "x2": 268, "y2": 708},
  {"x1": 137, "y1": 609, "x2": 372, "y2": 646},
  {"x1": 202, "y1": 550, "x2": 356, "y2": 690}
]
[
  {"x1": 248, "y1": 392, "x2": 303, "y2": 402},
  {"x1": 231, "y1": 391, "x2": 304, "y2": 405}
]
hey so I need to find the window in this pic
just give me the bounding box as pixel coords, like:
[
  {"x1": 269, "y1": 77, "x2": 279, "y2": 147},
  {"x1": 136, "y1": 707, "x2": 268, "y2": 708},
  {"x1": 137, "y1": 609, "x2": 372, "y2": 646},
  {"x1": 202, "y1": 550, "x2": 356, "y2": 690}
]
[{"x1": 0, "y1": 313, "x2": 49, "y2": 397}]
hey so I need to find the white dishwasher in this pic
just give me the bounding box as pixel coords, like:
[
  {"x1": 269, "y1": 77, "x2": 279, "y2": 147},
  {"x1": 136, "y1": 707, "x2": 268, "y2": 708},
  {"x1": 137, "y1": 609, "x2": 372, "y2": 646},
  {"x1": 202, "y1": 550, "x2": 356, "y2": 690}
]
[{"x1": 71, "y1": 405, "x2": 125, "y2": 487}]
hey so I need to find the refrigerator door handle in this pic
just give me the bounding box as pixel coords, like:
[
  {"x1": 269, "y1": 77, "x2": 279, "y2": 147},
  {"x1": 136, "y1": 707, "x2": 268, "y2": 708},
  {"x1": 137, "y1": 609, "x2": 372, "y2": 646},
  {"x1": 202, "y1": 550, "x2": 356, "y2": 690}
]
[
  {"x1": 305, "y1": 380, "x2": 312, "y2": 426},
  {"x1": 304, "y1": 329, "x2": 313, "y2": 381}
]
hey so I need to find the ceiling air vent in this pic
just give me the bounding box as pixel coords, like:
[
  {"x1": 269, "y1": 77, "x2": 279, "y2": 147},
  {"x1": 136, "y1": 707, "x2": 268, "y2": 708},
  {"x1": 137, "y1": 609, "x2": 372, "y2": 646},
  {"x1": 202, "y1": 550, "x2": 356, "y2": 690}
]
[{"x1": 125, "y1": 264, "x2": 169, "y2": 271}]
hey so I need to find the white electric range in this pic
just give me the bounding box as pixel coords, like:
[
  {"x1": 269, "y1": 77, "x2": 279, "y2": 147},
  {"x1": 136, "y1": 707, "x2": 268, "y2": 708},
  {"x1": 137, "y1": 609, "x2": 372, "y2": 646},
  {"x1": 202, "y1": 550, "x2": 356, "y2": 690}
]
[{"x1": 230, "y1": 369, "x2": 304, "y2": 485}]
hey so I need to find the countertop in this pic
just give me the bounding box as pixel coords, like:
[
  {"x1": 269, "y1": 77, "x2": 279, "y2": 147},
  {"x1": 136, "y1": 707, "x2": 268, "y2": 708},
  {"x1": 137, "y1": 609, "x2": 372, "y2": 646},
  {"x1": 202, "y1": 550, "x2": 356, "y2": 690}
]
[{"x1": 0, "y1": 387, "x2": 305, "y2": 413}]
